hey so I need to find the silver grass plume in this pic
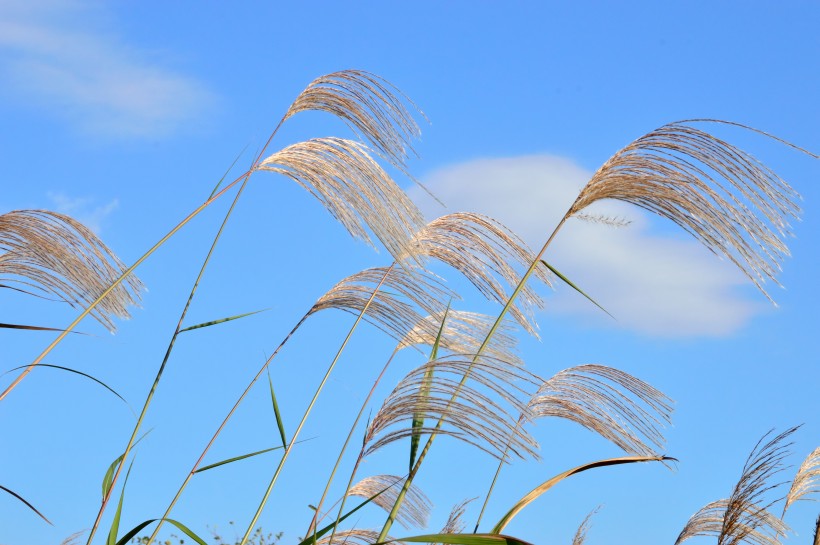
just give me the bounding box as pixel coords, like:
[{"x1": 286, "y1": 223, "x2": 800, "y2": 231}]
[
  {"x1": 676, "y1": 500, "x2": 789, "y2": 545},
  {"x1": 311, "y1": 267, "x2": 454, "y2": 342},
  {"x1": 284, "y1": 70, "x2": 423, "y2": 170},
  {"x1": 347, "y1": 475, "x2": 432, "y2": 529},
  {"x1": 439, "y1": 499, "x2": 474, "y2": 535},
  {"x1": 428, "y1": 499, "x2": 475, "y2": 545},
  {"x1": 317, "y1": 528, "x2": 384, "y2": 545},
  {"x1": 0, "y1": 210, "x2": 143, "y2": 332},
  {"x1": 572, "y1": 508, "x2": 600, "y2": 545},
  {"x1": 783, "y1": 446, "x2": 820, "y2": 515},
  {"x1": 397, "y1": 310, "x2": 523, "y2": 366},
  {"x1": 569, "y1": 122, "x2": 801, "y2": 302},
  {"x1": 404, "y1": 213, "x2": 551, "y2": 337},
  {"x1": 257, "y1": 138, "x2": 425, "y2": 264},
  {"x1": 528, "y1": 365, "x2": 672, "y2": 457},
  {"x1": 675, "y1": 427, "x2": 797, "y2": 545},
  {"x1": 364, "y1": 354, "x2": 540, "y2": 461}
]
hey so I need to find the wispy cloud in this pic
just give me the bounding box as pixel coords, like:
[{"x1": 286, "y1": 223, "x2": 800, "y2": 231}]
[
  {"x1": 47, "y1": 191, "x2": 118, "y2": 234},
  {"x1": 0, "y1": 0, "x2": 215, "y2": 138},
  {"x1": 410, "y1": 155, "x2": 768, "y2": 338}
]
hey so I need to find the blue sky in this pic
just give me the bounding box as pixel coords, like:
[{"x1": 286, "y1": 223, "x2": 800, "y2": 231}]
[{"x1": 1, "y1": 2, "x2": 819, "y2": 545}]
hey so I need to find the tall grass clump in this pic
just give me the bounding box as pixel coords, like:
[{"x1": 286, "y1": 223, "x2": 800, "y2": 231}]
[{"x1": 1, "y1": 70, "x2": 818, "y2": 545}]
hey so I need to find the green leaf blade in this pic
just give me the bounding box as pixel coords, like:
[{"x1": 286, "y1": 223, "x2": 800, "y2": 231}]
[
  {"x1": 179, "y1": 309, "x2": 267, "y2": 333},
  {"x1": 541, "y1": 260, "x2": 614, "y2": 319}
]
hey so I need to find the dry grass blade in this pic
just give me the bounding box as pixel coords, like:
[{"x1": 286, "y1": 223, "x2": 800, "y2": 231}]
[
  {"x1": 528, "y1": 364, "x2": 673, "y2": 456},
  {"x1": 0, "y1": 210, "x2": 143, "y2": 332},
  {"x1": 348, "y1": 475, "x2": 432, "y2": 529},
  {"x1": 783, "y1": 446, "x2": 820, "y2": 515},
  {"x1": 675, "y1": 427, "x2": 797, "y2": 545},
  {"x1": 404, "y1": 213, "x2": 551, "y2": 337},
  {"x1": 572, "y1": 508, "x2": 599, "y2": 545},
  {"x1": 317, "y1": 528, "x2": 384, "y2": 545},
  {"x1": 398, "y1": 310, "x2": 523, "y2": 366},
  {"x1": 284, "y1": 70, "x2": 423, "y2": 170},
  {"x1": 258, "y1": 138, "x2": 425, "y2": 264},
  {"x1": 569, "y1": 121, "x2": 802, "y2": 302},
  {"x1": 312, "y1": 267, "x2": 454, "y2": 342},
  {"x1": 364, "y1": 354, "x2": 540, "y2": 461}
]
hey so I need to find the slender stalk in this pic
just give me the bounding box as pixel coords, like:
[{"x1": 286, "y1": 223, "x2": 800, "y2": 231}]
[
  {"x1": 87, "y1": 178, "x2": 251, "y2": 545},
  {"x1": 317, "y1": 349, "x2": 400, "y2": 545},
  {"x1": 378, "y1": 213, "x2": 571, "y2": 541},
  {"x1": 0, "y1": 170, "x2": 252, "y2": 404},
  {"x1": 473, "y1": 414, "x2": 526, "y2": 533},
  {"x1": 472, "y1": 214, "x2": 572, "y2": 532},
  {"x1": 238, "y1": 264, "x2": 396, "y2": 545},
  {"x1": 90, "y1": 119, "x2": 287, "y2": 545},
  {"x1": 305, "y1": 347, "x2": 399, "y2": 532},
  {"x1": 145, "y1": 310, "x2": 311, "y2": 545}
]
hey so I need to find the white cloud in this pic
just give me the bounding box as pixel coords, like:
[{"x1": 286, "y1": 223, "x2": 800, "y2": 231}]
[
  {"x1": 47, "y1": 191, "x2": 118, "y2": 234},
  {"x1": 0, "y1": 0, "x2": 214, "y2": 138},
  {"x1": 410, "y1": 155, "x2": 767, "y2": 338}
]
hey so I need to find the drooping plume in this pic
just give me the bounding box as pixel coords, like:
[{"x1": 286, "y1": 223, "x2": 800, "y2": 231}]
[
  {"x1": 311, "y1": 266, "x2": 453, "y2": 342},
  {"x1": 347, "y1": 475, "x2": 432, "y2": 529},
  {"x1": 258, "y1": 138, "x2": 425, "y2": 264},
  {"x1": 528, "y1": 365, "x2": 672, "y2": 457},
  {"x1": 675, "y1": 428, "x2": 797, "y2": 545},
  {"x1": 0, "y1": 210, "x2": 143, "y2": 331},
  {"x1": 364, "y1": 354, "x2": 539, "y2": 461},
  {"x1": 405, "y1": 213, "x2": 551, "y2": 336},
  {"x1": 783, "y1": 446, "x2": 820, "y2": 515},
  {"x1": 284, "y1": 70, "x2": 423, "y2": 170},
  {"x1": 569, "y1": 122, "x2": 802, "y2": 302},
  {"x1": 398, "y1": 310, "x2": 523, "y2": 367}
]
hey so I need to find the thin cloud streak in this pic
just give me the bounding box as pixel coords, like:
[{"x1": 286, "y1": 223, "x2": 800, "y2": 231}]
[
  {"x1": 410, "y1": 155, "x2": 765, "y2": 338},
  {"x1": 46, "y1": 191, "x2": 118, "y2": 235},
  {"x1": 0, "y1": 0, "x2": 215, "y2": 138}
]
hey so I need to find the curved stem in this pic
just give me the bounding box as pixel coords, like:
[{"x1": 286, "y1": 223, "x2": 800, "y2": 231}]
[
  {"x1": 238, "y1": 264, "x2": 396, "y2": 545},
  {"x1": 378, "y1": 212, "x2": 571, "y2": 541},
  {"x1": 145, "y1": 310, "x2": 311, "y2": 545},
  {"x1": 87, "y1": 177, "x2": 251, "y2": 545},
  {"x1": 316, "y1": 348, "x2": 399, "y2": 545},
  {"x1": 472, "y1": 213, "x2": 572, "y2": 532},
  {"x1": 98, "y1": 119, "x2": 288, "y2": 545},
  {"x1": 0, "y1": 170, "x2": 252, "y2": 404}
]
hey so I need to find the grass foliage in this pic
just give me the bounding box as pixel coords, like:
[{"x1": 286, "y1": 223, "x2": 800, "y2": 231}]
[{"x1": 2, "y1": 70, "x2": 819, "y2": 545}]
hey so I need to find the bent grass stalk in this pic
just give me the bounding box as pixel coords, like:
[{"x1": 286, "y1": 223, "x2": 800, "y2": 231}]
[
  {"x1": 0, "y1": 168, "x2": 252, "y2": 405},
  {"x1": 238, "y1": 264, "x2": 396, "y2": 545},
  {"x1": 307, "y1": 346, "x2": 400, "y2": 539},
  {"x1": 146, "y1": 309, "x2": 311, "y2": 545},
  {"x1": 377, "y1": 216, "x2": 569, "y2": 541},
  {"x1": 101, "y1": 175, "x2": 250, "y2": 545},
  {"x1": 89, "y1": 120, "x2": 289, "y2": 545}
]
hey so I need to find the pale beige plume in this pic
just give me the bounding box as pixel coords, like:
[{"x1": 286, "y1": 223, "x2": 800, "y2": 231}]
[
  {"x1": 397, "y1": 310, "x2": 523, "y2": 367},
  {"x1": 311, "y1": 266, "x2": 454, "y2": 342},
  {"x1": 569, "y1": 122, "x2": 802, "y2": 302},
  {"x1": 528, "y1": 364, "x2": 672, "y2": 457},
  {"x1": 258, "y1": 138, "x2": 425, "y2": 264},
  {"x1": 0, "y1": 210, "x2": 143, "y2": 332},
  {"x1": 348, "y1": 474, "x2": 432, "y2": 529},
  {"x1": 404, "y1": 213, "x2": 551, "y2": 336},
  {"x1": 675, "y1": 428, "x2": 797, "y2": 545},
  {"x1": 364, "y1": 354, "x2": 539, "y2": 460},
  {"x1": 783, "y1": 446, "x2": 820, "y2": 515}
]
